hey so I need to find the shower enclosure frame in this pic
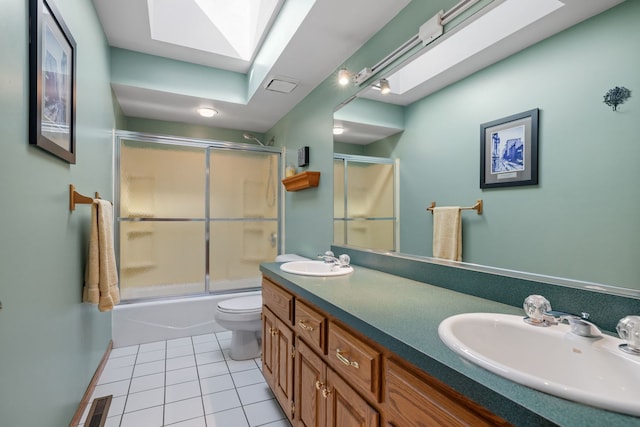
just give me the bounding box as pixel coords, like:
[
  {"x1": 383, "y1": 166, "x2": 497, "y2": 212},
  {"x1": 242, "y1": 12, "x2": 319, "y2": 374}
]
[
  {"x1": 333, "y1": 153, "x2": 399, "y2": 252},
  {"x1": 114, "y1": 131, "x2": 283, "y2": 303}
]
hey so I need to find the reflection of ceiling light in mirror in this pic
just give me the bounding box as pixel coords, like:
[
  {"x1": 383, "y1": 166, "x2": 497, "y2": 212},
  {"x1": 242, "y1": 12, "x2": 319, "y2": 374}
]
[
  {"x1": 387, "y1": 0, "x2": 564, "y2": 95},
  {"x1": 197, "y1": 107, "x2": 218, "y2": 118},
  {"x1": 333, "y1": 126, "x2": 344, "y2": 135},
  {"x1": 338, "y1": 68, "x2": 351, "y2": 86},
  {"x1": 379, "y1": 78, "x2": 391, "y2": 95}
]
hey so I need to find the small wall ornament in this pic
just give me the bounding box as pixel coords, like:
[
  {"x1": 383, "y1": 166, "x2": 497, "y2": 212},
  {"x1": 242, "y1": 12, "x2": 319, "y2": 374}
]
[{"x1": 603, "y1": 86, "x2": 631, "y2": 111}]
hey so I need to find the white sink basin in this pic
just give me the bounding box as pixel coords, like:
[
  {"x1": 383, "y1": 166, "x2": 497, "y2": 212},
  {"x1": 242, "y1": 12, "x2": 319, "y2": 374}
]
[
  {"x1": 280, "y1": 260, "x2": 353, "y2": 276},
  {"x1": 438, "y1": 313, "x2": 640, "y2": 416}
]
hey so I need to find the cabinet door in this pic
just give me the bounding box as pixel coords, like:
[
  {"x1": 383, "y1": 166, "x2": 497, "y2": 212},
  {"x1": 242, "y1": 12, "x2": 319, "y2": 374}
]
[
  {"x1": 385, "y1": 359, "x2": 510, "y2": 427},
  {"x1": 274, "y1": 318, "x2": 295, "y2": 422},
  {"x1": 295, "y1": 340, "x2": 326, "y2": 427},
  {"x1": 262, "y1": 307, "x2": 277, "y2": 390},
  {"x1": 326, "y1": 367, "x2": 378, "y2": 427}
]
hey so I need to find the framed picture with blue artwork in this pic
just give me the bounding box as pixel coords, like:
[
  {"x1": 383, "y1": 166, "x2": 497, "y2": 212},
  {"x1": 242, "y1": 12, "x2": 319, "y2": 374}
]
[
  {"x1": 29, "y1": 0, "x2": 77, "y2": 164},
  {"x1": 480, "y1": 108, "x2": 539, "y2": 189}
]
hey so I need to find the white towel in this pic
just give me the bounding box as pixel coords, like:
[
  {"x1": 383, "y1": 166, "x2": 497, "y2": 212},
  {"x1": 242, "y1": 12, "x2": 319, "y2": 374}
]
[
  {"x1": 83, "y1": 199, "x2": 120, "y2": 311},
  {"x1": 432, "y1": 207, "x2": 462, "y2": 261}
]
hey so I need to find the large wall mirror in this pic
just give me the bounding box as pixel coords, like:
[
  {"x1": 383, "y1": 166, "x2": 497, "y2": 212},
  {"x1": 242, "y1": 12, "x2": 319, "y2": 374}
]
[{"x1": 333, "y1": 0, "x2": 639, "y2": 297}]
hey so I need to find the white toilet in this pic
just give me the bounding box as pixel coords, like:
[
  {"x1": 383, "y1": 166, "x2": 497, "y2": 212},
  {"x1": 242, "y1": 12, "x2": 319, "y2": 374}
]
[
  {"x1": 215, "y1": 254, "x2": 310, "y2": 360},
  {"x1": 215, "y1": 294, "x2": 263, "y2": 360}
]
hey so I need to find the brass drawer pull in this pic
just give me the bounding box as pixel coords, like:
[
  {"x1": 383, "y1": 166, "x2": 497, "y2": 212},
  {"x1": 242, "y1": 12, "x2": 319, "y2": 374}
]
[
  {"x1": 269, "y1": 327, "x2": 279, "y2": 336},
  {"x1": 298, "y1": 319, "x2": 315, "y2": 331},
  {"x1": 315, "y1": 380, "x2": 324, "y2": 390},
  {"x1": 335, "y1": 348, "x2": 359, "y2": 369},
  {"x1": 322, "y1": 387, "x2": 332, "y2": 398}
]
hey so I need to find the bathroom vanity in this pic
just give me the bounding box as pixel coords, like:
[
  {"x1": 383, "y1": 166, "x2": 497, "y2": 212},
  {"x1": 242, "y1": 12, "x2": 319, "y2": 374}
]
[{"x1": 260, "y1": 261, "x2": 640, "y2": 427}]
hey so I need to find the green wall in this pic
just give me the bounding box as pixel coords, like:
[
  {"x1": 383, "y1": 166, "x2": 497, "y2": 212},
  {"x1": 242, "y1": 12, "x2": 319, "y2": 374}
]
[
  {"x1": 0, "y1": 0, "x2": 115, "y2": 425},
  {"x1": 273, "y1": 0, "x2": 639, "y2": 289}
]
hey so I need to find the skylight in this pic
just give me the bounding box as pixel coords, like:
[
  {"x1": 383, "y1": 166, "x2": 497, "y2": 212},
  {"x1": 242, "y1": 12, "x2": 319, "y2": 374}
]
[
  {"x1": 387, "y1": 0, "x2": 565, "y2": 95},
  {"x1": 147, "y1": 0, "x2": 282, "y2": 62}
]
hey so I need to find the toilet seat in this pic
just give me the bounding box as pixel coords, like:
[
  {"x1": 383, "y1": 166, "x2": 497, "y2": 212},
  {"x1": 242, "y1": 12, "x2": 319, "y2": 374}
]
[{"x1": 217, "y1": 295, "x2": 262, "y2": 314}]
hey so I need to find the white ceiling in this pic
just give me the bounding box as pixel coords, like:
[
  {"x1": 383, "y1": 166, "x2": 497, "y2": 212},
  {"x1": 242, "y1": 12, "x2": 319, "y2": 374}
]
[{"x1": 92, "y1": 0, "x2": 412, "y2": 133}]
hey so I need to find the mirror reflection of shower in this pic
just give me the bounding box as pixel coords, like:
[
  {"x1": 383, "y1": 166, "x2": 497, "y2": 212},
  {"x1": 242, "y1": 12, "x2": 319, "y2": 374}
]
[{"x1": 243, "y1": 133, "x2": 275, "y2": 146}]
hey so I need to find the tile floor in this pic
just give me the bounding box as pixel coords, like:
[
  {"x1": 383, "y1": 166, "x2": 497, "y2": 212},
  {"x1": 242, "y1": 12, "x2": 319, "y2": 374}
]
[{"x1": 80, "y1": 331, "x2": 291, "y2": 427}]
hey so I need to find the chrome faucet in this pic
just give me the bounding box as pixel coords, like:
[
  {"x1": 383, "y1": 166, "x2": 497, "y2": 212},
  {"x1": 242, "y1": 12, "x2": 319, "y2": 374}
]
[
  {"x1": 522, "y1": 295, "x2": 601, "y2": 337},
  {"x1": 317, "y1": 251, "x2": 351, "y2": 268},
  {"x1": 542, "y1": 311, "x2": 602, "y2": 338}
]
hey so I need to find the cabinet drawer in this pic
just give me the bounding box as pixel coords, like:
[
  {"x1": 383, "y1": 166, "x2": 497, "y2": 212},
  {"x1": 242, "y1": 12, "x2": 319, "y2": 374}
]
[
  {"x1": 385, "y1": 359, "x2": 511, "y2": 427},
  {"x1": 327, "y1": 321, "x2": 381, "y2": 402},
  {"x1": 295, "y1": 300, "x2": 326, "y2": 354},
  {"x1": 262, "y1": 278, "x2": 294, "y2": 324}
]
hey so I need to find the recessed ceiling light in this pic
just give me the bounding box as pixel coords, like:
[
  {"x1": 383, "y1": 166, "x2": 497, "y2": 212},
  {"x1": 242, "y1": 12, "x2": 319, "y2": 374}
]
[
  {"x1": 197, "y1": 107, "x2": 218, "y2": 118},
  {"x1": 333, "y1": 126, "x2": 344, "y2": 135}
]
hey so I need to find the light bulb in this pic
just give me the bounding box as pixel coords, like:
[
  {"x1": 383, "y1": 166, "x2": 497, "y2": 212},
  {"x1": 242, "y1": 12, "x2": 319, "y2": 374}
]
[{"x1": 338, "y1": 68, "x2": 351, "y2": 86}]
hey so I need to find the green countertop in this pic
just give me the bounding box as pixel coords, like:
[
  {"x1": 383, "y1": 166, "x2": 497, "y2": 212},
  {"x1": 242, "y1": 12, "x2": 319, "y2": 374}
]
[{"x1": 260, "y1": 262, "x2": 640, "y2": 427}]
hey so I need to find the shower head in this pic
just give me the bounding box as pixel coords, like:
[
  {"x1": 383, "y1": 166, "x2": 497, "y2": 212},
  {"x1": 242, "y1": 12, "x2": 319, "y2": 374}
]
[{"x1": 243, "y1": 133, "x2": 264, "y2": 146}]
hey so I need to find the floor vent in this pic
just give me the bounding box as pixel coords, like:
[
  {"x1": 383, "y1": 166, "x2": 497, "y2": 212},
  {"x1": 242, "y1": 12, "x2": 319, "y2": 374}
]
[{"x1": 85, "y1": 395, "x2": 112, "y2": 427}]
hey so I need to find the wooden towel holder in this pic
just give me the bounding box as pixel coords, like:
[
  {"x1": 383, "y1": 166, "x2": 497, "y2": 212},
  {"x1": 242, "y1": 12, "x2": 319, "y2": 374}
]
[{"x1": 69, "y1": 184, "x2": 102, "y2": 211}]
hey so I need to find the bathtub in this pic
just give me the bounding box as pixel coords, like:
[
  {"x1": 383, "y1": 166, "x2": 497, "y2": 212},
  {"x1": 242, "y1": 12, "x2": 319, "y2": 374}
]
[{"x1": 112, "y1": 290, "x2": 261, "y2": 348}]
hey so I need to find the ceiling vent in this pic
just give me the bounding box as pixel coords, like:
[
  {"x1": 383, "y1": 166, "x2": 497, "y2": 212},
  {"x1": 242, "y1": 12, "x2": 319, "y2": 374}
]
[{"x1": 264, "y1": 76, "x2": 299, "y2": 94}]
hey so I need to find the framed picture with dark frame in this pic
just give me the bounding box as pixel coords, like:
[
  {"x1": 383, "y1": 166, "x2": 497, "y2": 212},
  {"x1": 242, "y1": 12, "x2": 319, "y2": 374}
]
[
  {"x1": 480, "y1": 109, "x2": 539, "y2": 189},
  {"x1": 29, "y1": 0, "x2": 77, "y2": 164}
]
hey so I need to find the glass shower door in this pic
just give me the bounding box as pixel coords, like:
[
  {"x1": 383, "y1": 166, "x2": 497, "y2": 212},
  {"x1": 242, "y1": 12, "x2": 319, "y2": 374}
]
[
  {"x1": 119, "y1": 140, "x2": 207, "y2": 300},
  {"x1": 208, "y1": 149, "x2": 279, "y2": 293}
]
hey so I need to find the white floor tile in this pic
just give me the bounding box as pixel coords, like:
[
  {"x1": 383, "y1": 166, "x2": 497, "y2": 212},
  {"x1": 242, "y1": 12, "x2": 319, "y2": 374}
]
[
  {"x1": 261, "y1": 420, "x2": 292, "y2": 427},
  {"x1": 167, "y1": 337, "x2": 193, "y2": 348},
  {"x1": 166, "y1": 366, "x2": 199, "y2": 386},
  {"x1": 166, "y1": 416, "x2": 206, "y2": 426},
  {"x1": 205, "y1": 407, "x2": 249, "y2": 427},
  {"x1": 244, "y1": 399, "x2": 286, "y2": 427},
  {"x1": 105, "y1": 354, "x2": 137, "y2": 369},
  {"x1": 92, "y1": 379, "x2": 130, "y2": 399},
  {"x1": 197, "y1": 361, "x2": 229, "y2": 379},
  {"x1": 165, "y1": 380, "x2": 202, "y2": 403},
  {"x1": 164, "y1": 397, "x2": 204, "y2": 425},
  {"x1": 136, "y1": 349, "x2": 166, "y2": 364},
  {"x1": 139, "y1": 341, "x2": 166, "y2": 353},
  {"x1": 194, "y1": 340, "x2": 220, "y2": 354},
  {"x1": 195, "y1": 350, "x2": 225, "y2": 365},
  {"x1": 192, "y1": 333, "x2": 217, "y2": 344},
  {"x1": 167, "y1": 345, "x2": 195, "y2": 359},
  {"x1": 236, "y1": 382, "x2": 274, "y2": 406},
  {"x1": 202, "y1": 389, "x2": 241, "y2": 414},
  {"x1": 133, "y1": 360, "x2": 165, "y2": 378},
  {"x1": 124, "y1": 387, "x2": 165, "y2": 413},
  {"x1": 200, "y1": 374, "x2": 235, "y2": 395},
  {"x1": 129, "y1": 372, "x2": 164, "y2": 393},
  {"x1": 98, "y1": 365, "x2": 134, "y2": 384},
  {"x1": 104, "y1": 414, "x2": 122, "y2": 427},
  {"x1": 110, "y1": 345, "x2": 139, "y2": 358},
  {"x1": 231, "y1": 368, "x2": 265, "y2": 388},
  {"x1": 226, "y1": 358, "x2": 259, "y2": 373},
  {"x1": 120, "y1": 405, "x2": 163, "y2": 427},
  {"x1": 166, "y1": 354, "x2": 196, "y2": 371}
]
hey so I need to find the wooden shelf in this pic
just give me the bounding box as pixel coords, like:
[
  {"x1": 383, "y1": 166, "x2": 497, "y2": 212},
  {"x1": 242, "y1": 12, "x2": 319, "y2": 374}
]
[{"x1": 282, "y1": 171, "x2": 320, "y2": 192}]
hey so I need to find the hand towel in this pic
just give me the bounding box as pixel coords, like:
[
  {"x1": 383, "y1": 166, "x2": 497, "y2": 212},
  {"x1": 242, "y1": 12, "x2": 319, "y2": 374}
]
[
  {"x1": 432, "y1": 206, "x2": 462, "y2": 261},
  {"x1": 83, "y1": 199, "x2": 120, "y2": 311}
]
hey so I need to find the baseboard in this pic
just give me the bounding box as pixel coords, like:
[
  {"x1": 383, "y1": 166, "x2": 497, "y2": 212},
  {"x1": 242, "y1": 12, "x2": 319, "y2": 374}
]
[{"x1": 69, "y1": 340, "x2": 113, "y2": 427}]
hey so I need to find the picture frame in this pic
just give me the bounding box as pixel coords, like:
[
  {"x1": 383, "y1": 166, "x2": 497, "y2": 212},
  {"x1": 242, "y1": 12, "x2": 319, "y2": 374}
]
[
  {"x1": 29, "y1": 0, "x2": 77, "y2": 164},
  {"x1": 480, "y1": 108, "x2": 539, "y2": 189}
]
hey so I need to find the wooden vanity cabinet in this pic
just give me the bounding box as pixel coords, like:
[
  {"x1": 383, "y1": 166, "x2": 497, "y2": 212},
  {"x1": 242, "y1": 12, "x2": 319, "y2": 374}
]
[
  {"x1": 262, "y1": 279, "x2": 296, "y2": 421},
  {"x1": 296, "y1": 339, "x2": 378, "y2": 427},
  {"x1": 262, "y1": 276, "x2": 510, "y2": 427}
]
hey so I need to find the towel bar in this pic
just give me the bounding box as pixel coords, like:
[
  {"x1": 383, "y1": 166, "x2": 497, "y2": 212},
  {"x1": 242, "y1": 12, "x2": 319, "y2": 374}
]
[
  {"x1": 69, "y1": 184, "x2": 101, "y2": 211},
  {"x1": 426, "y1": 199, "x2": 482, "y2": 215}
]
